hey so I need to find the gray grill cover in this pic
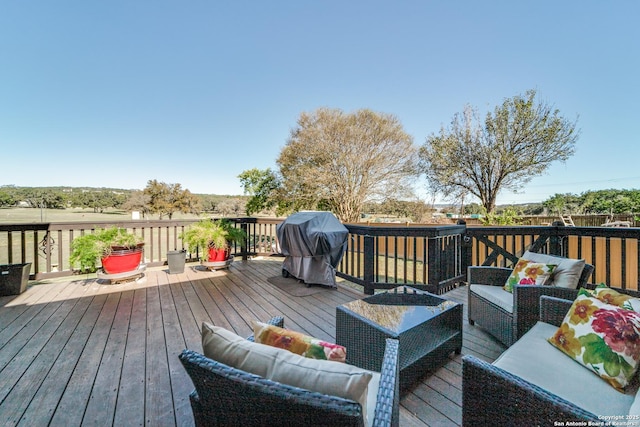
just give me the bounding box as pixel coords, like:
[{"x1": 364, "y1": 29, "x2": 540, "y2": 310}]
[{"x1": 276, "y1": 211, "x2": 348, "y2": 287}]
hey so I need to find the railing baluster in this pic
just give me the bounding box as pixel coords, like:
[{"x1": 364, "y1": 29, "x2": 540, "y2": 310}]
[
  {"x1": 363, "y1": 234, "x2": 375, "y2": 295},
  {"x1": 2, "y1": 218, "x2": 640, "y2": 291}
]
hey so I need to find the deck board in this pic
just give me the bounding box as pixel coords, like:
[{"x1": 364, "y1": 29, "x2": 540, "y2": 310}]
[
  {"x1": 114, "y1": 289, "x2": 147, "y2": 427},
  {"x1": 0, "y1": 256, "x2": 507, "y2": 426}
]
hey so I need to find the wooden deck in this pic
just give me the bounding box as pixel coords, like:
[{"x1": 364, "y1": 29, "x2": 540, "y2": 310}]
[{"x1": 0, "y1": 257, "x2": 506, "y2": 426}]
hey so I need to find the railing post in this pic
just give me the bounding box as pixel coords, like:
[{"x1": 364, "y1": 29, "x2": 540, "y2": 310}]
[
  {"x1": 549, "y1": 221, "x2": 565, "y2": 256},
  {"x1": 363, "y1": 234, "x2": 375, "y2": 295},
  {"x1": 427, "y1": 236, "x2": 440, "y2": 294},
  {"x1": 459, "y1": 221, "x2": 472, "y2": 284},
  {"x1": 241, "y1": 222, "x2": 249, "y2": 261}
]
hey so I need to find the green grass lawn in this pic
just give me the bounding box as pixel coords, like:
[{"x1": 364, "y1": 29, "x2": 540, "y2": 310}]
[{"x1": 0, "y1": 207, "x2": 205, "y2": 223}]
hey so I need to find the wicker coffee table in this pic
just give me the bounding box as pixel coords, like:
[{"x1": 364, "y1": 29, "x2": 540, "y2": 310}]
[{"x1": 336, "y1": 286, "x2": 462, "y2": 392}]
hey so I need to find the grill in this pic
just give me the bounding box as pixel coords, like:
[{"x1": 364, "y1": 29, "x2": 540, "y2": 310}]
[{"x1": 276, "y1": 211, "x2": 348, "y2": 288}]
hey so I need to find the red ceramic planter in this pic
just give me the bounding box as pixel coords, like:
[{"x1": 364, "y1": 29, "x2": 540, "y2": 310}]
[
  {"x1": 101, "y1": 246, "x2": 144, "y2": 274},
  {"x1": 208, "y1": 247, "x2": 230, "y2": 262}
]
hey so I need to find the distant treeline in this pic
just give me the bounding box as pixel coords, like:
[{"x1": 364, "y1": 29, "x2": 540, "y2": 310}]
[
  {"x1": 2, "y1": 185, "x2": 639, "y2": 222},
  {"x1": 0, "y1": 185, "x2": 248, "y2": 218}
]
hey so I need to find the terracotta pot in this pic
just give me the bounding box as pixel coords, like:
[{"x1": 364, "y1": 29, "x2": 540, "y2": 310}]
[{"x1": 101, "y1": 246, "x2": 144, "y2": 274}]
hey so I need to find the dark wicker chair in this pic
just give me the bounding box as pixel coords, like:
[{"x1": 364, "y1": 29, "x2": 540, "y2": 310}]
[
  {"x1": 463, "y1": 298, "x2": 600, "y2": 426},
  {"x1": 467, "y1": 256, "x2": 594, "y2": 346},
  {"x1": 179, "y1": 316, "x2": 400, "y2": 427},
  {"x1": 463, "y1": 292, "x2": 640, "y2": 426}
]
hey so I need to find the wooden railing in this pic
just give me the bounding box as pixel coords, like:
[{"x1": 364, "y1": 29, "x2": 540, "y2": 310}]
[
  {"x1": 2, "y1": 218, "x2": 639, "y2": 294},
  {"x1": 0, "y1": 218, "x2": 282, "y2": 280},
  {"x1": 338, "y1": 223, "x2": 466, "y2": 295},
  {"x1": 338, "y1": 222, "x2": 640, "y2": 294},
  {"x1": 463, "y1": 224, "x2": 640, "y2": 290}
]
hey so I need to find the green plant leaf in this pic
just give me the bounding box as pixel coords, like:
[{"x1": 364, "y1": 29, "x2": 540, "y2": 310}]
[
  {"x1": 580, "y1": 333, "x2": 633, "y2": 378},
  {"x1": 579, "y1": 333, "x2": 613, "y2": 365}
]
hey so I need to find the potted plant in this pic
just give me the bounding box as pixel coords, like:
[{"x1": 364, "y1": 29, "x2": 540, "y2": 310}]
[
  {"x1": 181, "y1": 219, "x2": 246, "y2": 262},
  {"x1": 70, "y1": 227, "x2": 145, "y2": 274},
  {"x1": 219, "y1": 218, "x2": 247, "y2": 253}
]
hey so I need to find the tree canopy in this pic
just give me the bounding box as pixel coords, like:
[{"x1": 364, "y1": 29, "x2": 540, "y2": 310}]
[
  {"x1": 419, "y1": 89, "x2": 579, "y2": 213},
  {"x1": 543, "y1": 189, "x2": 640, "y2": 215},
  {"x1": 238, "y1": 168, "x2": 280, "y2": 216},
  {"x1": 142, "y1": 180, "x2": 200, "y2": 219},
  {"x1": 274, "y1": 107, "x2": 418, "y2": 223},
  {"x1": 0, "y1": 185, "x2": 247, "y2": 218}
]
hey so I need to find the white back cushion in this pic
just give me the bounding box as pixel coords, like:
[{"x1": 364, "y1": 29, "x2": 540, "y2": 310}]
[
  {"x1": 201, "y1": 322, "x2": 374, "y2": 423},
  {"x1": 522, "y1": 251, "x2": 586, "y2": 289}
]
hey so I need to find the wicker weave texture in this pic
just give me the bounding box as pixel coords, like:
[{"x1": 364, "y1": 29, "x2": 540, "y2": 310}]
[
  {"x1": 467, "y1": 262, "x2": 594, "y2": 347},
  {"x1": 462, "y1": 355, "x2": 600, "y2": 426},
  {"x1": 373, "y1": 338, "x2": 400, "y2": 427},
  {"x1": 179, "y1": 317, "x2": 400, "y2": 427},
  {"x1": 467, "y1": 289, "x2": 514, "y2": 346},
  {"x1": 462, "y1": 295, "x2": 637, "y2": 425},
  {"x1": 336, "y1": 289, "x2": 462, "y2": 392}
]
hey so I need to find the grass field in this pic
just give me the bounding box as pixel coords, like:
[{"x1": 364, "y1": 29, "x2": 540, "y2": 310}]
[{"x1": 0, "y1": 207, "x2": 205, "y2": 224}]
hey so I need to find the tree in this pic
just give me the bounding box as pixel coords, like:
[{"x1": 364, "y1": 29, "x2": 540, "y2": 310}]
[
  {"x1": 539, "y1": 189, "x2": 640, "y2": 215},
  {"x1": 276, "y1": 108, "x2": 418, "y2": 223},
  {"x1": 0, "y1": 190, "x2": 16, "y2": 207},
  {"x1": 481, "y1": 206, "x2": 522, "y2": 225},
  {"x1": 19, "y1": 188, "x2": 68, "y2": 209},
  {"x1": 463, "y1": 203, "x2": 484, "y2": 215},
  {"x1": 215, "y1": 198, "x2": 245, "y2": 216},
  {"x1": 238, "y1": 168, "x2": 280, "y2": 215},
  {"x1": 543, "y1": 193, "x2": 581, "y2": 215},
  {"x1": 67, "y1": 189, "x2": 127, "y2": 212},
  {"x1": 579, "y1": 189, "x2": 640, "y2": 214},
  {"x1": 122, "y1": 190, "x2": 152, "y2": 218},
  {"x1": 143, "y1": 180, "x2": 200, "y2": 219},
  {"x1": 419, "y1": 89, "x2": 579, "y2": 213},
  {"x1": 166, "y1": 185, "x2": 200, "y2": 219}
]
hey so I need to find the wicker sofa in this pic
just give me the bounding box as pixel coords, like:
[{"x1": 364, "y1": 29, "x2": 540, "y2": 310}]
[
  {"x1": 463, "y1": 293, "x2": 640, "y2": 425},
  {"x1": 468, "y1": 251, "x2": 594, "y2": 346},
  {"x1": 179, "y1": 316, "x2": 400, "y2": 427}
]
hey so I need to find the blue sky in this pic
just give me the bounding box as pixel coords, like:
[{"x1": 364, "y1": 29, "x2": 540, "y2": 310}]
[{"x1": 1, "y1": 1, "x2": 638, "y2": 205}]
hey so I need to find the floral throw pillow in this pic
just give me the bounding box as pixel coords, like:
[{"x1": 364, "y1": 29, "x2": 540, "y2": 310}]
[
  {"x1": 589, "y1": 283, "x2": 640, "y2": 312},
  {"x1": 503, "y1": 259, "x2": 558, "y2": 293},
  {"x1": 548, "y1": 293, "x2": 640, "y2": 391},
  {"x1": 252, "y1": 321, "x2": 347, "y2": 363}
]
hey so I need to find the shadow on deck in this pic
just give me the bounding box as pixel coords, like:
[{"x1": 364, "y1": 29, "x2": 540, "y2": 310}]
[{"x1": 0, "y1": 257, "x2": 506, "y2": 426}]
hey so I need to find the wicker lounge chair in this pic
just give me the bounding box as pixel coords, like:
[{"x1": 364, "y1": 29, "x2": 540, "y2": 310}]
[
  {"x1": 179, "y1": 316, "x2": 400, "y2": 427},
  {"x1": 463, "y1": 292, "x2": 640, "y2": 426},
  {"x1": 467, "y1": 251, "x2": 594, "y2": 346}
]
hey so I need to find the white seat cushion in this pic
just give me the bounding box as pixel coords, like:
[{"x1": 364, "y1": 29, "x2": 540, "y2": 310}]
[
  {"x1": 494, "y1": 322, "x2": 636, "y2": 417},
  {"x1": 470, "y1": 284, "x2": 514, "y2": 313}
]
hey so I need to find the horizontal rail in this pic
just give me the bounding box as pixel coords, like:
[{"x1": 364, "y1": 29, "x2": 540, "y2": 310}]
[
  {"x1": 337, "y1": 224, "x2": 466, "y2": 295},
  {"x1": 2, "y1": 218, "x2": 639, "y2": 292},
  {"x1": 463, "y1": 224, "x2": 640, "y2": 290},
  {"x1": 0, "y1": 218, "x2": 283, "y2": 280}
]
